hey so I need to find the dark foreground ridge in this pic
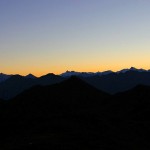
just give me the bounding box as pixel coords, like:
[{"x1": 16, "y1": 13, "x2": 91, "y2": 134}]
[
  {"x1": 0, "y1": 73, "x2": 64, "y2": 100},
  {"x1": 0, "y1": 77, "x2": 150, "y2": 149},
  {"x1": 2, "y1": 69, "x2": 150, "y2": 100}
]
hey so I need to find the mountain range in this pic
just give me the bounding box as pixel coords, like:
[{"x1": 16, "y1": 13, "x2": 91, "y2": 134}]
[
  {"x1": 1, "y1": 76, "x2": 150, "y2": 149},
  {"x1": 0, "y1": 73, "x2": 64, "y2": 100},
  {"x1": 1, "y1": 67, "x2": 150, "y2": 100},
  {"x1": 61, "y1": 67, "x2": 149, "y2": 77},
  {"x1": 0, "y1": 67, "x2": 149, "y2": 82}
]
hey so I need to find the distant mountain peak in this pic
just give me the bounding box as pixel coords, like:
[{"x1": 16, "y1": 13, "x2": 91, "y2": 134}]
[
  {"x1": 101, "y1": 70, "x2": 113, "y2": 75},
  {"x1": 0, "y1": 73, "x2": 6, "y2": 75},
  {"x1": 130, "y1": 67, "x2": 137, "y2": 70},
  {"x1": 118, "y1": 67, "x2": 147, "y2": 74},
  {"x1": 59, "y1": 76, "x2": 88, "y2": 88},
  {"x1": 61, "y1": 71, "x2": 80, "y2": 77},
  {"x1": 40, "y1": 73, "x2": 57, "y2": 78},
  {"x1": 56, "y1": 76, "x2": 107, "y2": 95},
  {"x1": 61, "y1": 71, "x2": 97, "y2": 77},
  {"x1": 60, "y1": 68, "x2": 149, "y2": 77},
  {"x1": 9, "y1": 74, "x2": 23, "y2": 79},
  {"x1": 25, "y1": 74, "x2": 36, "y2": 79},
  {"x1": 46, "y1": 73, "x2": 56, "y2": 76}
]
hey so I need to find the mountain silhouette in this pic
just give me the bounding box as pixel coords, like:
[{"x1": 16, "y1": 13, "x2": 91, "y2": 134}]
[
  {"x1": 0, "y1": 77, "x2": 110, "y2": 150},
  {"x1": 83, "y1": 70, "x2": 150, "y2": 94},
  {"x1": 1, "y1": 67, "x2": 150, "y2": 100},
  {"x1": 6, "y1": 76, "x2": 109, "y2": 117},
  {"x1": 110, "y1": 84, "x2": 150, "y2": 117},
  {"x1": 0, "y1": 73, "x2": 11, "y2": 83},
  {"x1": 37, "y1": 73, "x2": 64, "y2": 85},
  {"x1": 25, "y1": 73, "x2": 37, "y2": 79},
  {"x1": 1, "y1": 77, "x2": 150, "y2": 149},
  {"x1": 0, "y1": 75, "x2": 36, "y2": 100},
  {"x1": 2, "y1": 69, "x2": 150, "y2": 100},
  {"x1": 0, "y1": 74, "x2": 64, "y2": 100},
  {"x1": 61, "y1": 67, "x2": 147, "y2": 77}
]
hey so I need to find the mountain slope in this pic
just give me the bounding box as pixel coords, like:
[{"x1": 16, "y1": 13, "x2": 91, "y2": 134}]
[
  {"x1": 110, "y1": 84, "x2": 150, "y2": 118},
  {"x1": 83, "y1": 71, "x2": 150, "y2": 94},
  {"x1": 0, "y1": 77, "x2": 110, "y2": 150},
  {"x1": 0, "y1": 75, "x2": 36, "y2": 100},
  {"x1": 105, "y1": 85, "x2": 150, "y2": 149},
  {"x1": 0, "y1": 74, "x2": 64, "y2": 100},
  {"x1": 7, "y1": 76, "x2": 109, "y2": 117},
  {"x1": 0, "y1": 73, "x2": 11, "y2": 83},
  {"x1": 37, "y1": 73, "x2": 64, "y2": 85},
  {"x1": 25, "y1": 74, "x2": 37, "y2": 79},
  {"x1": 1, "y1": 79, "x2": 150, "y2": 149},
  {"x1": 1, "y1": 67, "x2": 150, "y2": 99}
]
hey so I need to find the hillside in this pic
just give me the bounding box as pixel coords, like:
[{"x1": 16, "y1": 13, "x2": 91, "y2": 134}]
[{"x1": 1, "y1": 77, "x2": 150, "y2": 149}]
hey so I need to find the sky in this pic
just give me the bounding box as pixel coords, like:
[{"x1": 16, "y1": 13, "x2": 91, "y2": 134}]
[{"x1": 0, "y1": 0, "x2": 150, "y2": 76}]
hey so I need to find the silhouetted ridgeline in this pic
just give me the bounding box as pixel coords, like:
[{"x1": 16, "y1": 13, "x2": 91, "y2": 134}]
[
  {"x1": 0, "y1": 73, "x2": 11, "y2": 83},
  {"x1": 82, "y1": 70, "x2": 150, "y2": 94},
  {"x1": 0, "y1": 74, "x2": 64, "y2": 100},
  {"x1": 0, "y1": 77, "x2": 150, "y2": 149},
  {"x1": 1, "y1": 70, "x2": 150, "y2": 99}
]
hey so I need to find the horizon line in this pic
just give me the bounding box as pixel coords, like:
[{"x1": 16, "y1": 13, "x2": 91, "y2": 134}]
[{"x1": 1, "y1": 66, "x2": 150, "y2": 77}]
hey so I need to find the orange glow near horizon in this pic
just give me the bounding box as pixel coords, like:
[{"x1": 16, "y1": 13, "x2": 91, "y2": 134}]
[
  {"x1": 1, "y1": 64, "x2": 150, "y2": 77},
  {"x1": 1, "y1": 1, "x2": 150, "y2": 77}
]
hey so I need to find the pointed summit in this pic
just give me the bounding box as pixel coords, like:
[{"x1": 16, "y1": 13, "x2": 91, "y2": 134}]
[
  {"x1": 130, "y1": 67, "x2": 137, "y2": 71},
  {"x1": 58, "y1": 76, "x2": 109, "y2": 97},
  {"x1": 40, "y1": 73, "x2": 56, "y2": 78},
  {"x1": 61, "y1": 71, "x2": 80, "y2": 77},
  {"x1": 129, "y1": 67, "x2": 147, "y2": 72},
  {"x1": 25, "y1": 74, "x2": 36, "y2": 79},
  {"x1": 38, "y1": 73, "x2": 64, "y2": 86}
]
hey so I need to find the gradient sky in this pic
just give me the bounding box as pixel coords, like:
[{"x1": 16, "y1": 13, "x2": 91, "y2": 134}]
[{"x1": 1, "y1": 0, "x2": 150, "y2": 76}]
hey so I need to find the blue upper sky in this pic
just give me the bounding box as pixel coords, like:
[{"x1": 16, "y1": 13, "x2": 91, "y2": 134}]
[{"x1": 0, "y1": 0, "x2": 150, "y2": 76}]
